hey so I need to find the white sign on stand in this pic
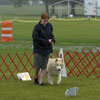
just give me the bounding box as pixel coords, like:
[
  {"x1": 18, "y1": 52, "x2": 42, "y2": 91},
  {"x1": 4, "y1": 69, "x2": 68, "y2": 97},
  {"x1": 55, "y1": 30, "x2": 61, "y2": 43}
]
[
  {"x1": 59, "y1": 48, "x2": 67, "y2": 77},
  {"x1": 84, "y1": 0, "x2": 96, "y2": 16},
  {"x1": 17, "y1": 72, "x2": 31, "y2": 81},
  {"x1": 84, "y1": 0, "x2": 100, "y2": 16},
  {"x1": 97, "y1": 0, "x2": 100, "y2": 16}
]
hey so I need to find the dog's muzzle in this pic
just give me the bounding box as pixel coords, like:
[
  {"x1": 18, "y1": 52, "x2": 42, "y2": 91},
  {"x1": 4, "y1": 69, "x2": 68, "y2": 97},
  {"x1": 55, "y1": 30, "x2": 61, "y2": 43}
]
[
  {"x1": 56, "y1": 66, "x2": 61, "y2": 71},
  {"x1": 57, "y1": 69, "x2": 61, "y2": 71}
]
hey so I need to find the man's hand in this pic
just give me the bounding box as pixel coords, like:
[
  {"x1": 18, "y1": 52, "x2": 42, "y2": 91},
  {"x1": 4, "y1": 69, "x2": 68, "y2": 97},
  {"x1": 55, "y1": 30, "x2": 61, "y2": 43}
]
[{"x1": 48, "y1": 39, "x2": 54, "y2": 45}]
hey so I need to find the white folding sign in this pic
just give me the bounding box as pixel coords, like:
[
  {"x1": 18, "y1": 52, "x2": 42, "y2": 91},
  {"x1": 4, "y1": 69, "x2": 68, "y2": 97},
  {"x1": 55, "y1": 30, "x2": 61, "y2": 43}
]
[{"x1": 17, "y1": 72, "x2": 31, "y2": 81}]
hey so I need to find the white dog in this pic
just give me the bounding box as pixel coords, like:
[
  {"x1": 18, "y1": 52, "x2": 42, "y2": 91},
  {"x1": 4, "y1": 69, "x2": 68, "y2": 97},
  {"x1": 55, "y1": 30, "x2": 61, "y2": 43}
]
[{"x1": 47, "y1": 58, "x2": 64, "y2": 85}]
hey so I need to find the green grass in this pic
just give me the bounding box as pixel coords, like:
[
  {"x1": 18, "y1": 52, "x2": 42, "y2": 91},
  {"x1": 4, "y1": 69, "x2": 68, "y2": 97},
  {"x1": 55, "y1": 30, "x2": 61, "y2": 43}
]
[
  {"x1": 0, "y1": 5, "x2": 45, "y2": 17},
  {"x1": 52, "y1": 19, "x2": 100, "y2": 46},
  {"x1": 0, "y1": 76, "x2": 100, "y2": 100},
  {"x1": 1, "y1": 19, "x2": 100, "y2": 47},
  {"x1": 1, "y1": 18, "x2": 100, "y2": 100}
]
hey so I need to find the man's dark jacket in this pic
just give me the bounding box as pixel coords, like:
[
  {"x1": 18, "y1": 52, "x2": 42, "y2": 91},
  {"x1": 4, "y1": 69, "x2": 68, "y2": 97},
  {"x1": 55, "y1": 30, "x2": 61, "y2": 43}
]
[{"x1": 32, "y1": 21, "x2": 55, "y2": 56}]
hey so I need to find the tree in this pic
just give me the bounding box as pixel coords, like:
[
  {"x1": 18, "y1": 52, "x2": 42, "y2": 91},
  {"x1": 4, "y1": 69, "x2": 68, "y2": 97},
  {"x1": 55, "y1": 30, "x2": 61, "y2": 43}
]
[
  {"x1": 70, "y1": 0, "x2": 75, "y2": 15},
  {"x1": 10, "y1": 0, "x2": 28, "y2": 8},
  {"x1": 43, "y1": 0, "x2": 62, "y2": 15},
  {"x1": 49, "y1": 0, "x2": 61, "y2": 16},
  {"x1": 44, "y1": 0, "x2": 49, "y2": 14},
  {"x1": 71, "y1": 0, "x2": 84, "y2": 15},
  {"x1": 0, "y1": 0, "x2": 12, "y2": 5}
]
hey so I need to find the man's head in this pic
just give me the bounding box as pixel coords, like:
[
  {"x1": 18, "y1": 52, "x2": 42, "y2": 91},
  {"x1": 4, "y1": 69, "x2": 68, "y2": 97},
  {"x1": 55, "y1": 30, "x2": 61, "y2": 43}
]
[{"x1": 40, "y1": 13, "x2": 49, "y2": 27}]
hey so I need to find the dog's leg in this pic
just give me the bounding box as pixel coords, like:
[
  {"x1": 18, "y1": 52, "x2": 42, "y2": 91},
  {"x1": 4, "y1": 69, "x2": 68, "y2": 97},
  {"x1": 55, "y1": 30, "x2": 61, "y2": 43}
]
[
  {"x1": 48, "y1": 74, "x2": 53, "y2": 85},
  {"x1": 57, "y1": 73, "x2": 61, "y2": 85}
]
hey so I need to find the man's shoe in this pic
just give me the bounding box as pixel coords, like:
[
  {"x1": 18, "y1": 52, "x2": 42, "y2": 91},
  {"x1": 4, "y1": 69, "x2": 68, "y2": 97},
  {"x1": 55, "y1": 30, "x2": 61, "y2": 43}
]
[
  {"x1": 34, "y1": 78, "x2": 39, "y2": 85},
  {"x1": 40, "y1": 83, "x2": 45, "y2": 86}
]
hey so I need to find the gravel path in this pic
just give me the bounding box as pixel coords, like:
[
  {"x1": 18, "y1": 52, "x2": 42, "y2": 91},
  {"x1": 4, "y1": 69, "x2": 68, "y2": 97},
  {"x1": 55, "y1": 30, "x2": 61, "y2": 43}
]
[{"x1": 1, "y1": 44, "x2": 100, "y2": 52}]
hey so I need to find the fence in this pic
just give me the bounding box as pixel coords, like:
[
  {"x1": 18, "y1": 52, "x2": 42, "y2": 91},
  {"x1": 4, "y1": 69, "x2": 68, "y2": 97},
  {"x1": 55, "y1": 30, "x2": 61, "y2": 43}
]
[{"x1": 0, "y1": 50, "x2": 100, "y2": 80}]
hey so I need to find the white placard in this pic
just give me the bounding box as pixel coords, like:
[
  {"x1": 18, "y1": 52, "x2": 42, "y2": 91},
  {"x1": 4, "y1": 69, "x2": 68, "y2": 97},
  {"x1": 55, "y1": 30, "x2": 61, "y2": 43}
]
[
  {"x1": 17, "y1": 72, "x2": 31, "y2": 81},
  {"x1": 84, "y1": 0, "x2": 100, "y2": 16},
  {"x1": 84, "y1": 0, "x2": 96, "y2": 16},
  {"x1": 65, "y1": 87, "x2": 79, "y2": 97}
]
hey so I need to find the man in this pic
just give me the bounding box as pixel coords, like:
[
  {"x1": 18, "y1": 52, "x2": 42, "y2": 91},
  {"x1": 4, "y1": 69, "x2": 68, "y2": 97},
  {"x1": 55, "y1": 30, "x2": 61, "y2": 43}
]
[{"x1": 32, "y1": 13, "x2": 55, "y2": 86}]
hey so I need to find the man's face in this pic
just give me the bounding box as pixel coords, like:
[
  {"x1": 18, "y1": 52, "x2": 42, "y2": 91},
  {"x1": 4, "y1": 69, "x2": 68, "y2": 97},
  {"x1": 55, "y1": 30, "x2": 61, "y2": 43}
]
[{"x1": 41, "y1": 18, "x2": 48, "y2": 27}]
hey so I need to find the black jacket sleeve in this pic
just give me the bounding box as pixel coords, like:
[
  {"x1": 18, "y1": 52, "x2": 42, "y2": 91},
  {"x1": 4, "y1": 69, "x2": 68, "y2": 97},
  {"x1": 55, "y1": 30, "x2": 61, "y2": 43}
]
[
  {"x1": 32, "y1": 25, "x2": 48, "y2": 43},
  {"x1": 50, "y1": 24, "x2": 56, "y2": 43}
]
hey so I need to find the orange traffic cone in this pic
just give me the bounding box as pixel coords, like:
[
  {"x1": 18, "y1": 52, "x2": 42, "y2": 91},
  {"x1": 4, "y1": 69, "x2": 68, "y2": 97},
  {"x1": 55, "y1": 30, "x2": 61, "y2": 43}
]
[{"x1": 1, "y1": 21, "x2": 13, "y2": 42}]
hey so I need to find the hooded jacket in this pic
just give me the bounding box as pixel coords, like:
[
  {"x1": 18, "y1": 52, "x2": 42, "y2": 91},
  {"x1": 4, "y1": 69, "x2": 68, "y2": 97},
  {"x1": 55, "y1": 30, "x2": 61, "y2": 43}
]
[{"x1": 32, "y1": 21, "x2": 55, "y2": 56}]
